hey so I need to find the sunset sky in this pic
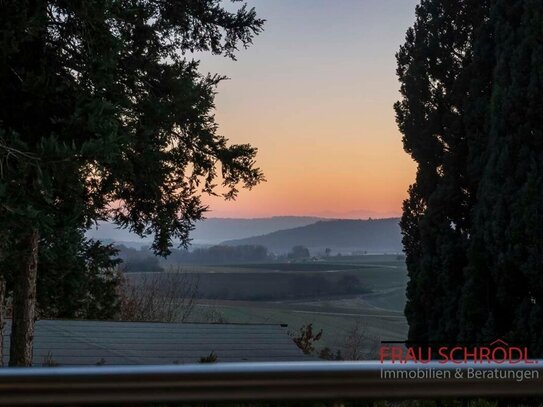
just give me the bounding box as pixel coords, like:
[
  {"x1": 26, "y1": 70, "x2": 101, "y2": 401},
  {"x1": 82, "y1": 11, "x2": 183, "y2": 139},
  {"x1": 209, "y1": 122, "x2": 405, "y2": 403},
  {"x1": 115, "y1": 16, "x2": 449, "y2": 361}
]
[{"x1": 199, "y1": 0, "x2": 419, "y2": 219}]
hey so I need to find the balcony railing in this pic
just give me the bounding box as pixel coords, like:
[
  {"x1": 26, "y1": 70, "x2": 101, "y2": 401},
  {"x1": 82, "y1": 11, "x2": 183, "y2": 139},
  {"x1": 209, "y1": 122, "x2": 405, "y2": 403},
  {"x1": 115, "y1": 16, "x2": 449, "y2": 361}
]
[{"x1": 0, "y1": 361, "x2": 541, "y2": 405}]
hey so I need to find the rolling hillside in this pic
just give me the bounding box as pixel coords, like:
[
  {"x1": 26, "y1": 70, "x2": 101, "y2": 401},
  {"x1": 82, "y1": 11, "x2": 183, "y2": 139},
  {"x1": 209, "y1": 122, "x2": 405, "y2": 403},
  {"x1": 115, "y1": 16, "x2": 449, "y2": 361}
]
[
  {"x1": 222, "y1": 218, "x2": 402, "y2": 254},
  {"x1": 87, "y1": 216, "x2": 322, "y2": 246},
  {"x1": 188, "y1": 216, "x2": 322, "y2": 243}
]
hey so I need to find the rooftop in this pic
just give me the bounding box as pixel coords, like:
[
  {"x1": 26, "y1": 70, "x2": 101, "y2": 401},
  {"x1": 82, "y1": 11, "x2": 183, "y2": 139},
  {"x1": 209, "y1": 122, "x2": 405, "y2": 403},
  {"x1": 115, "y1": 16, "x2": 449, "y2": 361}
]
[{"x1": 2, "y1": 320, "x2": 309, "y2": 366}]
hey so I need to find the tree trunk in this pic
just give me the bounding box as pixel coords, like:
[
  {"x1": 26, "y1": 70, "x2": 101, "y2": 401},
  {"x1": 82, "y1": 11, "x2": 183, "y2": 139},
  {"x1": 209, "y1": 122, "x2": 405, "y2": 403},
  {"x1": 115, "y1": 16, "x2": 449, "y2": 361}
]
[
  {"x1": 0, "y1": 276, "x2": 5, "y2": 367},
  {"x1": 9, "y1": 230, "x2": 39, "y2": 367}
]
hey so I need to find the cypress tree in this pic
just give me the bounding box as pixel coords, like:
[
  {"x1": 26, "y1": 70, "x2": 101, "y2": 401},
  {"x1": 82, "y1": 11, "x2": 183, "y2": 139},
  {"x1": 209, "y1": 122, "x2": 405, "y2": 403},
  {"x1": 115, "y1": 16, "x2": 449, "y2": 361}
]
[
  {"x1": 399, "y1": 0, "x2": 543, "y2": 355},
  {"x1": 462, "y1": 0, "x2": 543, "y2": 355},
  {"x1": 395, "y1": 0, "x2": 489, "y2": 344}
]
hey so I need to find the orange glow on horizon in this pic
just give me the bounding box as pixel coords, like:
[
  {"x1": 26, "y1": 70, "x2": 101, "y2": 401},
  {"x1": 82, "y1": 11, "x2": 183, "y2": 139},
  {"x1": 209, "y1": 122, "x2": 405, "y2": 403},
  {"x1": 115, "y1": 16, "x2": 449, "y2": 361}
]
[
  {"x1": 197, "y1": 0, "x2": 418, "y2": 219},
  {"x1": 202, "y1": 108, "x2": 416, "y2": 219}
]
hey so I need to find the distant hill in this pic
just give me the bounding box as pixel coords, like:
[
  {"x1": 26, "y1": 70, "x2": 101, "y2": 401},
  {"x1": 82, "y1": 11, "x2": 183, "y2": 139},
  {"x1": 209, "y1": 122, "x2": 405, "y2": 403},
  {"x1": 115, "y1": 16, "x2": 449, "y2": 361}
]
[
  {"x1": 222, "y1": 218, "x2": 403, "y2": 254},
  {"x1": 87, "y1": 216, "x2": 322, "y2": 246},
  {"x1": 188, "y1": 216, "x2": 322, "y2": 243}
]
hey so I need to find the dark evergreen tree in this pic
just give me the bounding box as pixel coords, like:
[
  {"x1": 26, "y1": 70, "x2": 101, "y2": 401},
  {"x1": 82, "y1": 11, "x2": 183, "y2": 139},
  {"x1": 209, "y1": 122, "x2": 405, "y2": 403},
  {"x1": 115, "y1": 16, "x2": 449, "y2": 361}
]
[
  {"x1": 395, "y1": 0, "x2": 489, "y2": 344},
  {"x1": 37, "y1": 228, "x2": 121, "y2": 320},
  {"x1": 462, "y1": 0, "x2": 543, "y2": 355},
  {"x1": 399, "y1": 0, "x2": 543, "y2": 355},
  {"x1": 0, "y1": 0, "x2": 264, "y2": 365}
]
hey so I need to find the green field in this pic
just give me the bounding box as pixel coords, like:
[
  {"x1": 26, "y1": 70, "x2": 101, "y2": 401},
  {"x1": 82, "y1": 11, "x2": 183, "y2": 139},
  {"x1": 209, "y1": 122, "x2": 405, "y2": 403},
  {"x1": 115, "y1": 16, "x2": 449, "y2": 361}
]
[
  {"x1": 188, "y1": 297, "x2": 406, "y2": 356},
  {"x1": 182, "y1": 256, "x2": 408, "y2": 292},
  {"x1": 214, "y1": 262, "x2": 376, "y2": 271},
  {"x1": 128, "y1": 255, "x2": 408, "y2": 357},
  {"x1": 175, "y1": 255, "x2": 409, "y2": 356}
]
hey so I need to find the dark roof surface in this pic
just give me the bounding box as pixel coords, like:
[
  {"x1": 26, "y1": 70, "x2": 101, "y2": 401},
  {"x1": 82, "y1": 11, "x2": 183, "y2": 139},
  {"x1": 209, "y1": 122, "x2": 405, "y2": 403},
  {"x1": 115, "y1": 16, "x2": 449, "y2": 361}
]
[{"x1": 2, "y1": 320, "x2": 308, "y2": 366}]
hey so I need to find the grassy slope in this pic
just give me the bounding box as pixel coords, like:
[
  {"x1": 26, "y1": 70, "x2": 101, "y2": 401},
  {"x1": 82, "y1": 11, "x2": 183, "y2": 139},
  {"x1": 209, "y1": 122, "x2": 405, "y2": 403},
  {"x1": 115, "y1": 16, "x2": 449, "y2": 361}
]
[{"x1": 182, "y1": 255, "x2": 409, "y2": 353}]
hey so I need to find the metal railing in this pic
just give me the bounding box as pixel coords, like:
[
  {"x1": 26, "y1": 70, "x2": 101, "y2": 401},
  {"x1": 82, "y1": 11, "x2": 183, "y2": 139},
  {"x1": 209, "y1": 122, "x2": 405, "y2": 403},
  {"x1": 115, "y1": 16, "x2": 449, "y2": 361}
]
[{"x1": 0, "y1": 361, "x2": 541, "y2": 405}]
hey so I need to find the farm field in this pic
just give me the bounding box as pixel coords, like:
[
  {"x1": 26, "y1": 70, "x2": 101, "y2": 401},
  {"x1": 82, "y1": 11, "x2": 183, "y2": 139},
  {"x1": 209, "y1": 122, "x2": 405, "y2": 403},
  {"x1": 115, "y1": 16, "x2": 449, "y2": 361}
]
[
  {"x1": 188, "y1": 296, "x2": 407, "y2": 354},
  {"x1": 174, "y1": 255, "x2": 408, "y2": 296},
  {"x1": 129, "y1": 255, "x2": 409, "y2": 356}
]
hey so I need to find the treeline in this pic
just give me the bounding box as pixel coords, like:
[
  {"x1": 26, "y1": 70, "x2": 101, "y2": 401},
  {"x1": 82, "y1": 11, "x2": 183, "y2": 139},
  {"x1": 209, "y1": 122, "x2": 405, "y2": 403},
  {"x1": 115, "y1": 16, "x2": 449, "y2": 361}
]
[
  {"x1": 397, "y1": 0, "x2": 543, "y2": 354},
  {"x1": 170, "y1": 244, "x2": 270, "y2": 265},
  {"x1": 131, "y1": 272, "x2": 369, "y2": 301},
  {"x1": 115, "y1": 245, "x2": 163, "y2": 273},
  {"x1": 117, "y1": 244, "x2": 271, "y2": 271},
  {"x1": 197, "y1": 273, "x2": 369, "y2": 300}
]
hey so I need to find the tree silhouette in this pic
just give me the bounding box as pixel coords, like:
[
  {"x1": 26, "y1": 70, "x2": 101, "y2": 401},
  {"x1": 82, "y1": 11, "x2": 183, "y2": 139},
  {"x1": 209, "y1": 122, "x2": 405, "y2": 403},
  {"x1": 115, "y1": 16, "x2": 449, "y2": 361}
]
[
  {"x1": 397, "y1": 0, "x2": 543, "y2": 355},
  {"x1": 395, "y1": 0, "x2": 489, "y2": 345},
  {"x1": 461, "y1": 0, "x2": 543, "y2": 355},
  {"x1": 0, "y1": 0, "x2": 264, "y2": 365},
  {"x1": 288, "y1": 245, "x2": 310, "y2": 260}
]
